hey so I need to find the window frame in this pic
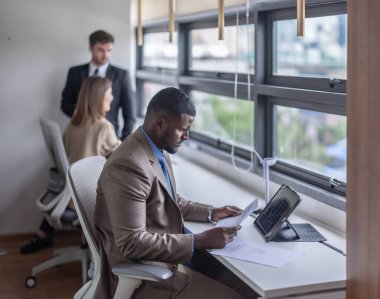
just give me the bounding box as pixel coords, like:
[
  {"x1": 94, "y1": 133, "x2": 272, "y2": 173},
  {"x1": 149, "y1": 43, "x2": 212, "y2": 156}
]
[
  {"x1": 139, "y1": 25, "x2": 180, "y2": 73},
  {"x1": 185, "y1": 14, "x2": 255, "y2": 82},
  {"x1": 267, "y1": 2, "x2": 347, "y2": 93},
  {"x1": 178, "y1": 12, "x2": 257, "y2": 163},
  {"x1": 253, "y1": 0, "x2": 347, "y2": 202},
  {"x1": 136, "y1": 23, "x2": 180, "y2": 116},
  {"x1": 136, "y1": 0, "x2": 348, "y2": 210},
  {"x1": 268, "y1": 97, "x2": 347, "y2": 196}
]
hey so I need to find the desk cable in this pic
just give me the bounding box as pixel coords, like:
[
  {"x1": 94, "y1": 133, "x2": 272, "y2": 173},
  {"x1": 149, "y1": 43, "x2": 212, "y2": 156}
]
[{"x1": 320, "y1": 241, "x2": 346, "y2": 256}]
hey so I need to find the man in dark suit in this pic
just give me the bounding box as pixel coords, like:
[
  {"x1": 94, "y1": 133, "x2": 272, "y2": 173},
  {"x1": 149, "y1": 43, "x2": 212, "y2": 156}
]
[{"x1": 61, "y1": 30, "x2": 135, "y2": 140}]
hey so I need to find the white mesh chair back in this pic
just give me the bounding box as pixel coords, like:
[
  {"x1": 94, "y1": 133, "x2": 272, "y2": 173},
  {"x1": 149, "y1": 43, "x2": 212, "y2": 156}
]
[
  {"x1": 39, "y1": 117, "x2": 69, "y2": 176},
  {"x1": 27, "y1": 118, "x2": 89, "y2": 290},
  {"x1": 67, "y1": 156, "x2": 106, "y2": 299},
  {"x1": 67, "y1": 156, "x2": 106, "y2": 259},
  {"x1": 37, "y1": 118, "x2": 71, "y2": 226},
  {"x1": 67, "y1": 156, "x2": 174, "y2": 299}
]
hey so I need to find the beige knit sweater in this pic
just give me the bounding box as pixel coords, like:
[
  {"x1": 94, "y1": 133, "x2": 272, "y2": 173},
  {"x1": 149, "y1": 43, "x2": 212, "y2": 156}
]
[{"x1": 63, "y1": 117, "x2": 121, "y2": 164}]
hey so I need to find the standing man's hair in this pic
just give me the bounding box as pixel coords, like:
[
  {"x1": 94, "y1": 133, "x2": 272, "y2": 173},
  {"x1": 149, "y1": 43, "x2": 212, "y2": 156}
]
[
  {"x1": 146, "y1": 87, "x2": 196, "y2": 120},
  {"x1": 89, "y1": 30, "x2": 115, "y2": 47}
]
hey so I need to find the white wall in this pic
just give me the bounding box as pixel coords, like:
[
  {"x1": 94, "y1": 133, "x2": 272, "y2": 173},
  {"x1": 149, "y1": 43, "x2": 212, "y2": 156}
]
[{"x1": 0, "y1": 0, "x2": 133, "y2": 235}]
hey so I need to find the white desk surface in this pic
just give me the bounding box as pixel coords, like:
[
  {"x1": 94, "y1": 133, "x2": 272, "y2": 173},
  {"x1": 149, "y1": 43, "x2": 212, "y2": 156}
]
[{"x1": 173, "y1": 155, "x2": 346, "y2": 298}]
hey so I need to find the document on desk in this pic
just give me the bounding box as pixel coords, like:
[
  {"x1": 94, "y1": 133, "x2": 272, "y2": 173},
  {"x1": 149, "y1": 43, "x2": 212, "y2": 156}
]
[
  {"x1": 216, "y1": 198, "x2": 258, "y2": 227},
  {"x1": 211, "y1": 239, "x2": 303, "y2": 268}
]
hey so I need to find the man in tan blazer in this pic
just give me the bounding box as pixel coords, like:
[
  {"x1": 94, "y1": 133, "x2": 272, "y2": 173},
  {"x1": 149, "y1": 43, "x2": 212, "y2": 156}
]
[{"x1": 94, "y1": 87, "x2": 245, "y2": 299}]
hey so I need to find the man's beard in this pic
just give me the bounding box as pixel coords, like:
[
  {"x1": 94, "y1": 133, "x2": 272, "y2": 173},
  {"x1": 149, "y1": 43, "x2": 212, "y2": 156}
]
[{"x1": 164, "y1": 142, "x2": 182, "y2": 154}]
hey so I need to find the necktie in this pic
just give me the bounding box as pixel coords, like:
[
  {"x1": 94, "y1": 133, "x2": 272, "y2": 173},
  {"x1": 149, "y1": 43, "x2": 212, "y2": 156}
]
[
  {"x1": 159, "y1": 158, "x2": 174, "y2": 198},
  {"x1": 94, "y1": 68, "x2": 99, "y2": 76}
]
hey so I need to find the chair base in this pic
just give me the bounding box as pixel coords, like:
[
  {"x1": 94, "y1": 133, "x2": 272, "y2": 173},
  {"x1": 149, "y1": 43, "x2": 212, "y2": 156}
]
[{"x1": 27, "y1": 246, "x2": 89, "y2": 287}]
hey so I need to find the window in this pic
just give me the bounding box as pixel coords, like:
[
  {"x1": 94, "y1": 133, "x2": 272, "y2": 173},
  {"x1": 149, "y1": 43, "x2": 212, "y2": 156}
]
[
  {"x1": 190, "y1": 24, "x2": 254, "y2": 74},
  {"x1": 191, "y1": 90, "x2": 254, "y2": 149},
  {"x1": 142, "y1": 82, "x2": 169, "y2": 114},
  {"x1": 143, "y1": 31, "x2": 178, "y2": 69},
  {"x1": 273, "y1": 15, "x2": 347, "y2": 79},
  {"x1": 274, "y1": 106, "x2": 346, "y2": 182},
  {"x1": 136, "y1": 1, "x2": 348, "y2": 208}
]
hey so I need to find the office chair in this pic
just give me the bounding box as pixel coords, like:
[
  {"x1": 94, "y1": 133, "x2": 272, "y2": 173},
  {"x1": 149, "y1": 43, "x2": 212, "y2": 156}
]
[
  {"x1": 26, "y1": 117, "x2": 89, "y2": 288},
  {"x1": 67, "y1": 156, "x2": 173, "y2": 299}
]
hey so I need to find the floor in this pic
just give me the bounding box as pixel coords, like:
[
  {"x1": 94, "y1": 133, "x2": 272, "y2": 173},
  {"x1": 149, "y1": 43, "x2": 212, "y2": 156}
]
[
  {"x1": 0, "y1": 230, "x2": 83, "y2": 299},
  {"x1": 0, "y1": 229, "x2": 258, "y2": 299}
]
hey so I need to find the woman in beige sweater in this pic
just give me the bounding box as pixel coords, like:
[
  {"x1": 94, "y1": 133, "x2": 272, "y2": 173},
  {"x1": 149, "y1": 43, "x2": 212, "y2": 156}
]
[
  {"x1": 21, "y1": 77, "x2": 121, "y2": 254},
  {"x1": 63, "y1": 77, "x2": 121, "y2": 164}
]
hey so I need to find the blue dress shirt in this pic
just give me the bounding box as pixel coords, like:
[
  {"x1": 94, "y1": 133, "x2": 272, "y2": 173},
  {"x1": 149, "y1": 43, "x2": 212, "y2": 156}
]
[
  {"x1": 140, "y1": 126, "x2": 174, "y2": 198},
  {"x1": 140, "y1": 126, "x2": 194, "y2": 254}
]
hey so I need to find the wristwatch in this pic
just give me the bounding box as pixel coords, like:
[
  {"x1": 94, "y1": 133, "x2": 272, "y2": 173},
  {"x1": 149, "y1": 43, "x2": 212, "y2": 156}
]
[{"x1": 207, "y1": 207, "x2": 216, "y2": 224}]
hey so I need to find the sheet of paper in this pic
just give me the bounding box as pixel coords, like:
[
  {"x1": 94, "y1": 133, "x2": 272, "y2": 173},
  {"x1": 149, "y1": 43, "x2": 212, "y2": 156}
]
[
  {"x1": 211, "y1": 239, "x2": 303, "y2": 268},
  {"x1": 216, "y1": 198, "x2": 258, "y2": 227}
]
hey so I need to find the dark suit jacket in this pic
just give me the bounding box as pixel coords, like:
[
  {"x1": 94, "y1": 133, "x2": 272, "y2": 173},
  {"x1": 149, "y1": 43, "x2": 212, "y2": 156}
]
[
  {"x1": 94, "y1": 128, "x2": 211, "y2": 298},
  {"x1": 61, "y1": 63, "x2": 136, "y2": 140}
]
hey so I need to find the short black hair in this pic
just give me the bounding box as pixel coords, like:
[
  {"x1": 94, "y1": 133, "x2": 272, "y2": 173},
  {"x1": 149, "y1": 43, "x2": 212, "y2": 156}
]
[
  {"x1": 146, "y1": 87, "x2": 196, "y2": 119},
  {"x1": 89, "y1": 30, "x2": 114, "y2": 47}
]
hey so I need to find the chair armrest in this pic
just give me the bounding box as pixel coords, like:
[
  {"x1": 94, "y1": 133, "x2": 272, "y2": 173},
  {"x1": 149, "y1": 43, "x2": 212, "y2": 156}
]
[
  {"x1": 35, "y1": 190, "x2": 62, "y2": 212},
  {"x1": 48, "y1": 186, "x2": 72, "y2": 228},
  {"x1": 112, "y1": 262, "x2": 173, "y2": 282}
]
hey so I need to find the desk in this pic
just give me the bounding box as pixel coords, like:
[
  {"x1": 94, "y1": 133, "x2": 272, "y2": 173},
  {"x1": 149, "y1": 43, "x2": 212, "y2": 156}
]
[{"x1": 173, "y1": 155, "x2": 346, "y2": 299}]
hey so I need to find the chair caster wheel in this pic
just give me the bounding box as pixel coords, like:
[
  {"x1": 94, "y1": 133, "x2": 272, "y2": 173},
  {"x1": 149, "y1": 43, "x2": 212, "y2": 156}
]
[{"x1": 26, "y1": 276, "x2": 36, "y2": 288}]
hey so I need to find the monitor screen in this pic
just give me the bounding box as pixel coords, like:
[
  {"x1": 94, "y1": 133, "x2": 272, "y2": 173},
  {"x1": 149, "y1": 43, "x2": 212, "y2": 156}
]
[{"x1": 254, "y1": 184, "x2": 301, "y2": 241}]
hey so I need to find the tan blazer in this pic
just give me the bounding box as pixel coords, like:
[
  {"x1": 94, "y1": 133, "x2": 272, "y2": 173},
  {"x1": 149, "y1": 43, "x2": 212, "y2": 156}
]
[
  {"x1": 63, "y1": 118, "x2": 121, "y2": 164},
  {"x1": 94, "y1": 128, "x2": 211, "y2": 299}
]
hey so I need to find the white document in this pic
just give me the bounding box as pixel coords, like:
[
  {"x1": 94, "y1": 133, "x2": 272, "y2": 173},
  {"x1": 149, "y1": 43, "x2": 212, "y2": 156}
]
[
  {"x1": 216, "y1": 198, "x2": 258, "y2": 227},
  {"x1": 211, "y1": 239, "x2": 303, "y2": 268}
]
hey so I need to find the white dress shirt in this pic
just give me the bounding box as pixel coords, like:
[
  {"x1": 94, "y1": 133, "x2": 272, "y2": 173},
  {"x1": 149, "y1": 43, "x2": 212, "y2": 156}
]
[{"x1": 89, "y1": 62, "x2": 109, "y2": 78}]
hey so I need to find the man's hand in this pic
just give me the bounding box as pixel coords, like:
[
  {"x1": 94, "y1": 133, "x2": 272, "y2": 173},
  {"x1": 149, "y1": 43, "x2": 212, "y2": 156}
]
[
  {"x1": 211, "y1": 205, "x2": 242, "y2": 222},
  {"x1": 194, "y1": 226, "x2": 241, "y2": 250}
]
